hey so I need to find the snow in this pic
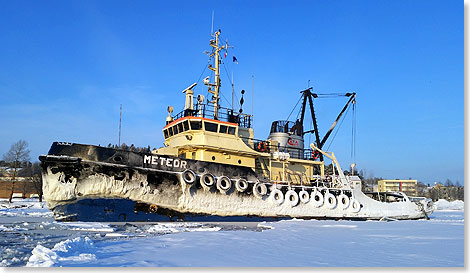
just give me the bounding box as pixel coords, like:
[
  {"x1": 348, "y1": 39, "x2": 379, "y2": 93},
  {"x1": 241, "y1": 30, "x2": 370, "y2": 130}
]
[
  {"x1": 433, "y1": 199, "x2": 464, "y2": 211},
  {"x1": 24, "y1": 212, "x2": 464, "y2": 267},
  {"x1": 58, "y1": 222, "x2": 115, "y2": 232},
  {"x1": 0, "y1": 198, "x2": 464, "y2": 267},
  {"x1": 146, "y1": 223, "x2": 221, "y2": 234},
  {"x1": 26, "y1": 237, "x2": 96, "y2": 267}
]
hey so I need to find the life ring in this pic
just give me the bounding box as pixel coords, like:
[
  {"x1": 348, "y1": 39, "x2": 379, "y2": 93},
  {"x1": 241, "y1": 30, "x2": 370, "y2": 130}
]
[
  {"x1": 337, "y1": 193, "x2": 350, "y2": 210},
  {"x1": 182, "y1": 169, "x2": 197, "y2": 184},
  {"x1": 285, "y1": 190, "x2": 299, "y2": 207},
  {"x1": 216, "y1": 176, "x2": 232, "y2": 194},
  {"x1": 299, "y1": 190, "x2": 310, "y2": 204},
  {"x1": 200, "y1": 173, "x2": 215, "y2": 191},
  {"x1": 312, "y1": 151, "x2": 320, "y2": 160},
  {"x1": 350, "y1": 199, "x2": 361, "y2": 213},
  {"x1": 257, "y1": 142, "x2": 267, "y2": 152},
  {"x1": 311, "y1": 188, "x2": 324, "y2": 208},
  {"x1": 270, "y1": 188, "x2": 284, "y2": 205},
  {"x1": 235, "y1": 178, "x2": 249, "y2": 193},
  {"x1": 324, "y1": 191, "x2": 337, "y2": 209},
  {"x1": 149, "y1": 204, "x2": 158, "y2": 213},
  {"x1": 253, "y1": 182, "x2": 268, "y2": 199}
]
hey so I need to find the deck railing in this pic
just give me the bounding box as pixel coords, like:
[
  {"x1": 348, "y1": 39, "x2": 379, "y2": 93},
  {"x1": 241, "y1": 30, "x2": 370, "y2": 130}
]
[{"x1": 172, "y1": 104, "x2": 253, "y2": 128}]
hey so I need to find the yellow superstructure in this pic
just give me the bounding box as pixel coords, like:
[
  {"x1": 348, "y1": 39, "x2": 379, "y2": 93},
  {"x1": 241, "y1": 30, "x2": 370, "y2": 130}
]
[
  {"x1": 378, "y1": 179, "x2": 417, "y2": 196},
  {"x1": 156, "y1": 116, "x2": 325, "y2": 185},
  {"x1": 154, "y1": 27, "x2": 327, "y2": 186}
]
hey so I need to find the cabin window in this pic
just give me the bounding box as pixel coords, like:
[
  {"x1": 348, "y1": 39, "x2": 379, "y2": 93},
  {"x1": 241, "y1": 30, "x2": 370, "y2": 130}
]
[
  {"x1": 219, "y1": 125, "x2": 228, "y2": 134},
  {"x1": 177, "y1": 123, "x2": 183, "y2": 134},
  {"x1": 164, "y1": 129, "x2": 169, "y2": 138},
  {"x1": 228, "y1": 127, "x2": 236, "y2": 135},
  {"x1": 205, "y1": 122, "x2": 218, "y2": 132},
  {"x1": 182, "y1": 120, "x2": 190, "y2": 131},
  {"x1": 173, "y1": 125, "x2": 179, "y2": 135},
  {"x1": 190, "y1": 120, "x2": 202, "y2": 130},
  {"x1": 168, "y1": 126, "x2": 174, "y2": 136}
]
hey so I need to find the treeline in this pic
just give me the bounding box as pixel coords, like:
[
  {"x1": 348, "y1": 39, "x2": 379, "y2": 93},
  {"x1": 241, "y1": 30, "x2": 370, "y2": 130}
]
[
  {"x1": 424, "y1": 185, "x2": 464, "y2": 202},
  {"x1": 1, "y1": 140, "x2": 43, "y2": 202},
  {"x1": 343, "y1": 166, "x2": 464, "y2": 201},
  {"x1": 105, "y1": 143, "x2": 152, "y2": 153}
]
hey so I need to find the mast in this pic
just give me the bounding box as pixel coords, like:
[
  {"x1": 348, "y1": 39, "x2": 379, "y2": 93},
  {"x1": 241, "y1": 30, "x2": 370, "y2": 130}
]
[
  {"x1": 205, "y1": 29, "x2": 230, "y2": 120},
  {"x1": 118, "y1": 104, "x2": 122, "y2": 146}
]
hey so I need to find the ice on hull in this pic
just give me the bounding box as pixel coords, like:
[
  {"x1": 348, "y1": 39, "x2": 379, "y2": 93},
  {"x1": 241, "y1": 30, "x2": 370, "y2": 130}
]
[{"x1": 40, "y1": 144, "x2": 431, "y2": 222}]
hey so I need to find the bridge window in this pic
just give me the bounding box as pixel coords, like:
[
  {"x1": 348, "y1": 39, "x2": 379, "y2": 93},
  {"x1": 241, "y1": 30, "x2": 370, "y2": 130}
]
[
  {"x1": 204, "y1": 122, "x2": 218, "y2": 132},
  {"x1": 219, "y1": 125, "x2": 228, "y2": 134},
  {"x1": 168, "y1": 126, "x2": 174, "y2": 137},
  {"x1": 183, "y1": 120, "x2": 189, "y2": 131},
  {"x1": 228, "y1": 126, "x2": 236, "y2": 135},
  {"x1": 177, "y1": 122, "x2": 183, "y2": 133},
  {"x1": 190, "y1": 120, "x2": 202, "y2": 130},
  {"x1": 164, "y1": 129, "x2": 169, "y2": 138}
]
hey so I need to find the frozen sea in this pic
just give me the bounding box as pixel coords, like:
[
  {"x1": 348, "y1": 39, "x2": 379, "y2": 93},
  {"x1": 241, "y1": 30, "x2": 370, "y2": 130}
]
[{"x1": 0, "y1": 198, "x2": 464, "y2": 267}]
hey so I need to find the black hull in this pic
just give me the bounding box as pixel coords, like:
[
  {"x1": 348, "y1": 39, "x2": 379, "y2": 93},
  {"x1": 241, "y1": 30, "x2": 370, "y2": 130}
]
[
  {"x1": 51, "y1": 198, "x2": 291, "y2": 222},
  {"x1": 40, "y1": 142, "x2": 430, "y2": 222}
]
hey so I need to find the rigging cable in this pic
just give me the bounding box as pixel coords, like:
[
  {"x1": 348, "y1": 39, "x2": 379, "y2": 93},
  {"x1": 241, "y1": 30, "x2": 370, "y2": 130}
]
[
  {"x1": 286, "y1": 94, "x2": 303, "y2": 121},
  {"x1": 350, "y1": 101, "x2": 357, "y2": 164},
  {"x1": 325, "y1": 104, "x2": 351, "y2": 151},
  {"x1": 221, "y1": 59, "x2": 241, "y2": 109}
]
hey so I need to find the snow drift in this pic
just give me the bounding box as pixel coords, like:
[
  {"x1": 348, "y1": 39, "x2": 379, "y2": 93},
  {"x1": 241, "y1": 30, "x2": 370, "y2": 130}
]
[{"x1": 434, "y1": 199, "x2": 464, "y2": 211}]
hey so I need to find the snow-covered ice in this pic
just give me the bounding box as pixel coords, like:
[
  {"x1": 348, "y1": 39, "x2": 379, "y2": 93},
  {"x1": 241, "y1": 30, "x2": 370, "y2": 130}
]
[
  {"x1": 433, "y1": 199, "x2": 464, "y2": 211},
  {"x1": 26, "y1": 237, "x2": 96, "y2": 267},
  {"x1": 0, "y1": 198, "x2": 464, "y2": 267}
]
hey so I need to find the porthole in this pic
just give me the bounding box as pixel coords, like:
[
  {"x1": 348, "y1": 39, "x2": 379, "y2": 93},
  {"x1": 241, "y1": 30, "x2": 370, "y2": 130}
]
[
  {"x1": 114, "y1": 156, "x2": 122, "y2": 162},
  {"x1": 238, "y1": 159, "x2": 242, "y2": 164},
  {"x1": 212, "y1": 156, "x2": 216, "y2": 160}
]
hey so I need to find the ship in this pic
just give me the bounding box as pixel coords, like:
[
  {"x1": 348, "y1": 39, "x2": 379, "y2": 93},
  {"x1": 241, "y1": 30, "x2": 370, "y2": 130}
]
[{"x1": 39, "y1": 29, "x2": 434, "y2": 222}]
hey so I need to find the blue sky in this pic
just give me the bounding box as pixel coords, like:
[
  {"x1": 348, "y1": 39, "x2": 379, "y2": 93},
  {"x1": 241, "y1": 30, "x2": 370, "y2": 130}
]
[{"x1": 0, "y1": 0, "x2": 462, "y2": 185}]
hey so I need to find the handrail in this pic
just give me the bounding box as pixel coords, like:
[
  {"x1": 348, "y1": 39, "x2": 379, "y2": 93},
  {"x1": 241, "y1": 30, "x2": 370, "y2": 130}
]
[{"x1": 173, "y1": 104, "x2": 253, "y2": 128}]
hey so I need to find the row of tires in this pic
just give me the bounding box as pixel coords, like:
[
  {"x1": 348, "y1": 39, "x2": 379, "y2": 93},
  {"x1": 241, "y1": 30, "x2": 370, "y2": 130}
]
[
  {"x1": 182, "y1": 169, "x2": 250, "y2": 193},
  {"x1": 271, "y1": 188, "x2": 361, "y2": 212},
  {"x1": 181, "y1": 169, "x2": 361, "y2": 213}
]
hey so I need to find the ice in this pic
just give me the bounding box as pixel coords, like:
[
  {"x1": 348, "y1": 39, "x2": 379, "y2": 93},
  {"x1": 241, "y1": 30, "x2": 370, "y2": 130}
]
[
  {"x1": 146, "y1": 223, "x2": 221, "y2": 234},
  {"x1": 19, "y1": 211, "x2": 463, "y2": 267},
  {"x1": 58, "y1": 222, "x2": 115, "y2": 232},
  {"x1": 26, "y1": 237, "x2": 96, "y2": 267},
  {"x1": 434, "y1": 199, "x2": 464, "y2": 211},
  {"x1": 0, "y1": 198, "x2": 464, "y2": 267},
  {"x1": 26, "y1": 245, "x2": 58, "y2": 267}
]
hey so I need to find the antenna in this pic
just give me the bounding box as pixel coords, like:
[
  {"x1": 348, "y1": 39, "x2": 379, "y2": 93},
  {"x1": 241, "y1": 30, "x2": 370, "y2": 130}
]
[
  {"x1": 231, "y1": 71, "x2": 234, "y2": 110},
  {"x1": 118, "y1": 104, "x2": 122, "y2": 146},
  {"x1": 251, "y1": 74, "x2": 254, "y2": 116},
  {"x1": 211, "y1": 10, "x2": 214, "y2": 34}
]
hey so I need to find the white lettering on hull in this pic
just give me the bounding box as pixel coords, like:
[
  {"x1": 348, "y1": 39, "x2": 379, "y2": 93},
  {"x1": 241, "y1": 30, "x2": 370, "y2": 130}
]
[
  {"x1": 143, "y1": 155, "x2": 152, "y2": 164},
  {"x1": 144, "y1": 155, "x2": 187, "y2": 169}
]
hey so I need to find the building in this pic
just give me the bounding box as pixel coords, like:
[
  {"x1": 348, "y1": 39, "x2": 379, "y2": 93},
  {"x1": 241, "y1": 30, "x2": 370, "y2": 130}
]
[
  {"x1": 0, "y1": 178, "x2": 41, "y2": 199},
  {"x1": 378, "y1": 179, "x2": 418, "y2": 196}
]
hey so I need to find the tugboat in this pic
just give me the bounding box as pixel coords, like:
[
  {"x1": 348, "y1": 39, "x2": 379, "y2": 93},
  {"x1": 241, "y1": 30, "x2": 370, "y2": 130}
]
[{"x1": 39, "y1": 29, "x2": 433, "y2": 222}]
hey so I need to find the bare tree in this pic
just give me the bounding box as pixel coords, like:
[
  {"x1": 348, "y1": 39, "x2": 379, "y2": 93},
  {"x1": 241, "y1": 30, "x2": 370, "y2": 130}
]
[
  {"x1": 445, "y1": 179, "x2": 453, "y2": 187},
  {"x1": 31, "y1": 162, "x2": 43, "y2": 202},
  {"x1": 3, "y1": 140, "x2": 30, "y2": 203}
]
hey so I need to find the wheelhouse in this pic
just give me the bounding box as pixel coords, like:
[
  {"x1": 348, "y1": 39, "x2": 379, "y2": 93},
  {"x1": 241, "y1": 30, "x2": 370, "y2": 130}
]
[{"x1": 163, "y1": 117, "x2": 238, "y2": 140}]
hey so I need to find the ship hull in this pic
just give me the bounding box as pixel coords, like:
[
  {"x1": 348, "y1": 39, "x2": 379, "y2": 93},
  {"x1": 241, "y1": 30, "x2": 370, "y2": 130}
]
[{"x1": 40, "y1": 143, "x2": 433, "y2": 222}]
